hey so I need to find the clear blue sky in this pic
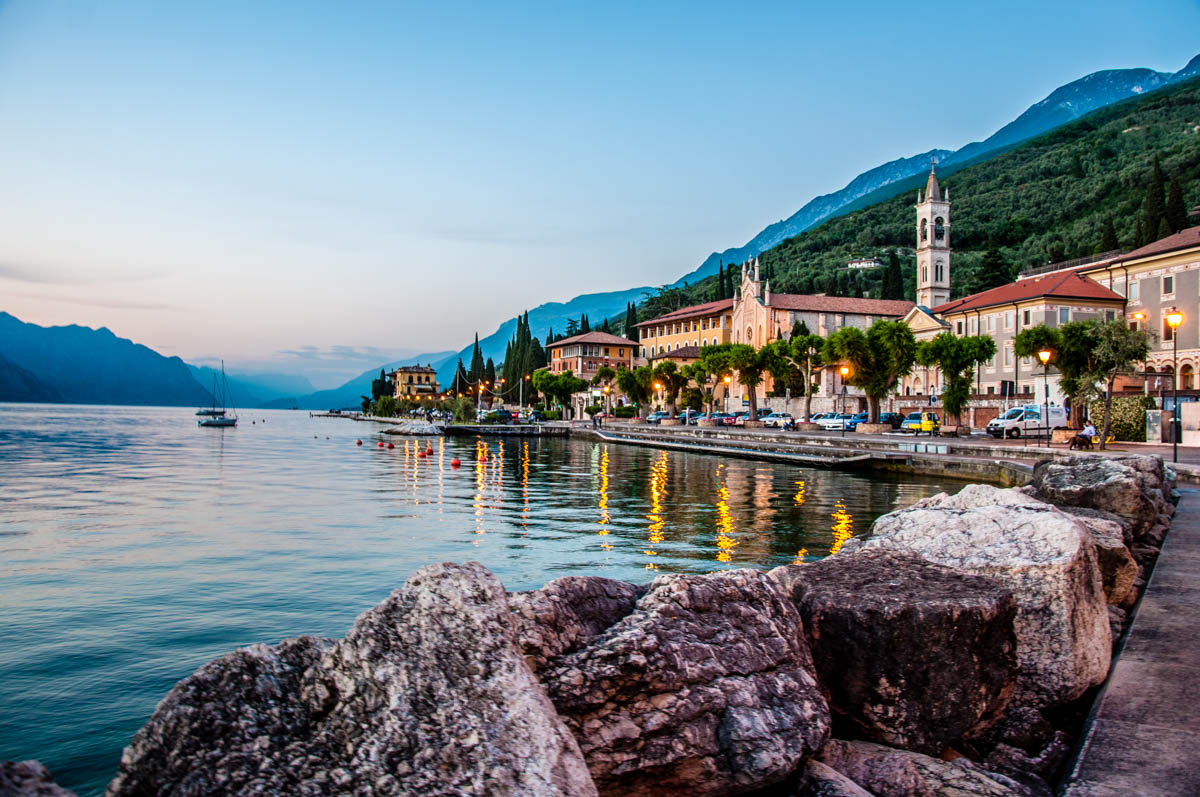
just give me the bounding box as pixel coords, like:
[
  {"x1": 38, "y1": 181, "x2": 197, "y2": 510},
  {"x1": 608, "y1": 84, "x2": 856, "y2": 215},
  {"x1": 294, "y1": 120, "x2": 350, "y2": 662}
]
[{"x1": 0, "y1": 0, "x2": 1196, "y2": 386}]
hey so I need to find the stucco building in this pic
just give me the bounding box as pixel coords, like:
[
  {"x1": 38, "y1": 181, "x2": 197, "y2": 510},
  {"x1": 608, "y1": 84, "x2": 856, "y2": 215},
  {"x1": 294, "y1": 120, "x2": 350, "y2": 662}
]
[
  {"x1": 390, "y1": 365, "x2": 440, "y2": 400},
  {"x1": 636, "y1": 298, "x2": 733, "y2": 359}
]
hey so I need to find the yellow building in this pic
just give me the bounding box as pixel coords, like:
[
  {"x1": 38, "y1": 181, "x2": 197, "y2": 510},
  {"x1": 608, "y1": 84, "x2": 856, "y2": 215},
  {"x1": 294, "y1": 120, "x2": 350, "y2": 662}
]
[
  {"x1": 636, "y1": 298, "x2": 734, "y2": 359},
  {"x1": 390, "y1": 365, "x2": 440, "y2": 399}
]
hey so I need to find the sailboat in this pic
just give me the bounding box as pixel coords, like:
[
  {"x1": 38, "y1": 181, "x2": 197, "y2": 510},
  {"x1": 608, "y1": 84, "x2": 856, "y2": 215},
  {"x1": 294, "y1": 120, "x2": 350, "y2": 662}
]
[{"x1": 198, "y1": 361, "x2": 238, "y2": 428}]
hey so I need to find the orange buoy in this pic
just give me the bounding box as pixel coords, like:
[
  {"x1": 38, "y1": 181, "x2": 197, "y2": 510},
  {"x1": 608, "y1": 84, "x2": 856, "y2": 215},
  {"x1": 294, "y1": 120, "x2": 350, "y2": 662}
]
[
  {"x1": 387, "y1": 442, "x2": 394, "y2": 449},
  {"x1": 450, "y1": 458, "x2": 461, "y2": 468},
  {"x1": 356, "y1": 440, "x2": 362, "y2": 446}
]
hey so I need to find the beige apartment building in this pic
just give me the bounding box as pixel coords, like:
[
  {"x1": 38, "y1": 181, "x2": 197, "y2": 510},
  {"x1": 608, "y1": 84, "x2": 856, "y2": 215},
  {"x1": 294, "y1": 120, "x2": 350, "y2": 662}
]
[{"x1": 636, "y1": 298, "x2": 733, "y2": 359}]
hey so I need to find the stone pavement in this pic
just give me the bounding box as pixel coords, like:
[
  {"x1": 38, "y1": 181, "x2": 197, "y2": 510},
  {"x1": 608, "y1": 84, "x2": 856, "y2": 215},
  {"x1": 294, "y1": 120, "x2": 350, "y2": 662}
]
[{"x1": 1061, "y1": 489, "x2": 1200, "y2": 796}]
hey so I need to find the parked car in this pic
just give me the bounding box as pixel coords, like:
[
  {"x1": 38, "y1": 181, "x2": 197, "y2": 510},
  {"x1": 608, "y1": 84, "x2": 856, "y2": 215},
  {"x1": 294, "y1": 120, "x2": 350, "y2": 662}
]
[
  {"x1": 843, "y1": 411, "x2": 870, "y2": 431},
  {"x1": 817, "y1": 413, "x2": 854, "y2": 431},
  {"x1": 762, "y1": 412, "x2": 794, "y2": 428},
  {"x1": 526, "y1": 410, "x2": 546, "y2": 423},
  {"x1": 900, "y1": 411, "x2": 940, "y2": 434},
  {"x1": 731, "y1": 411, "x2": 751, "y2": 426},
  {"x1": 646, "y1": 411, "x2": 671, "y2": 424},
  {"x1": 809, "y1": 412, "x2": 829, "y2": 422},
  {"x1": 879, "y1": 412, "x2": 905, "y2": 430},
  {"x1": 677, "y1": 409, "x2": 702, "y2": 425},
  {"x1": 986, "y1": 405, "x2": 1068, "y2": 439},
  {"x1": 708, "y1": 412, "x2": 734, "y2": 424},
  {"x1": 486, "y1": 408, "x2": 513, "y2": 424}
]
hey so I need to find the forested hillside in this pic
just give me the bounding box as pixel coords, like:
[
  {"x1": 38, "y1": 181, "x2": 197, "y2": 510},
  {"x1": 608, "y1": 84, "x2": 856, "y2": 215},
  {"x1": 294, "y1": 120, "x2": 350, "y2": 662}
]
[{"x1": 637, "y1": 76, "x2": 1200, "y2": 313}]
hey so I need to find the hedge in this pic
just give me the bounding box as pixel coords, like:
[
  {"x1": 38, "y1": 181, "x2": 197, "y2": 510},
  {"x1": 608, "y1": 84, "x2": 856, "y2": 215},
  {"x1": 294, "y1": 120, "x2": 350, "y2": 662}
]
[{"x1": 1089, "y1": 395, "x2": 1157, "y2": 442}]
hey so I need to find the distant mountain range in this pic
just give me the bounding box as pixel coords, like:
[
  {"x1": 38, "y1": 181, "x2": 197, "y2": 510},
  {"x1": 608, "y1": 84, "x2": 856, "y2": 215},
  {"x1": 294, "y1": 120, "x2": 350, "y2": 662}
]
[
  {"x1": 187, "y1": 365, "x2": 316, "y2": 409},
  {"x1": 260, "y1": 351, "x2": 457, "y2": 410},
  {"x1": 429, "y1": 52, "x2": 1200, "y2": 385},
  {"x1": 0, "y1": 311, "x2": 212, "y2": 406}
]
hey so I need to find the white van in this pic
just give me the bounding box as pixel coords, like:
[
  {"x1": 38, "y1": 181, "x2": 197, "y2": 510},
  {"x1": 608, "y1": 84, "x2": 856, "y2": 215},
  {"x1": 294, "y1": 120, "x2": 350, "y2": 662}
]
[{"x1": 986, "y1": 404, "x2": 1068, "y2": 439}]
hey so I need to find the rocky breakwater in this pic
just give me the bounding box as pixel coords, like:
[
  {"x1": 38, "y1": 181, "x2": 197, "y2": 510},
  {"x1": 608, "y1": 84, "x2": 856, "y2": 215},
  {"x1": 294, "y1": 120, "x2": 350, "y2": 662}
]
[{"x1": 4, "y1": 455, "x2": 1177, "y2": 796}]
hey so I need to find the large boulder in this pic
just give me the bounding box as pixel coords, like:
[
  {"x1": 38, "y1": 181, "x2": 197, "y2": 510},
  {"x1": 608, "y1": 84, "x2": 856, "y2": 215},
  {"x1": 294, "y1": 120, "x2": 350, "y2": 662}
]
[
  {"x1": 795, "y1": 760, "x2": 874, "y2": 796},
  {"x1": 771, "y1": 548, "x2": 1017, "y2": 755},
  {"x1": 1032, "y1": 455, "x2": 1168, "y2": 535},
  {"x1": 108, "y1": 562, "x2": 597, "y2": 797},
  {"x1": 817, "y1": 740, "x2": 1039, "y2": 797},
  {"x1": 0, "y1": 761, "x2": 78, "y2": 796},
  {"x1": 863, "y1": 485, "x2": 1111, "y2": 707},
  {"x1": 538, "y1": 569, "x2": 831, "y2": 797},
  {"x1": 509, "y1": 576, "x2": 643, "y2": 673}
]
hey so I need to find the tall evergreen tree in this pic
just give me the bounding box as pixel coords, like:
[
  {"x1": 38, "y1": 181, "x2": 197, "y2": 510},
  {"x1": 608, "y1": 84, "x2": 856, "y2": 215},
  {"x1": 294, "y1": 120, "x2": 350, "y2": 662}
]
[
  {"x1": 1133, "y1": 215, "x2": 1146, "y2": 249},
  {"x1": 624, "y1": 303, "x2": 638, "y2": 342},
  {"x1": 1100, "y1": 218, "x2": 1119, "y2": 252},
  {"x1": 1157, "y1": 216, "x2": 1173, "y2": 242},
  {"x1": 601, "y1": 318, "x2": 611, "y2": 333},
  {"x1": 882, "y1": 249, "x2": 904, "y2": 300},
  {"x1": 484, "y1": 357, "x2": 496, "y2": 388},
  {"x1": 1165, "y1": 177, "x2": 1187, "y2": 234},
  {"x1": 564, "y1": 318, "x2": 579, "y2": 337},
  {"x1": 452, "y1": 359, "x2": 469, "y2": 395},
  {"x1": 468, "y1": 334, "x2": 485, "y2": 383},
  {"x1": 580, "y1": 314, "x2": 590, "y2": 333},
  {"x1": 974, "y1": 248, "x2": 1011, "y2": 293},
  {"x1": 1143, "y1": 176, "x2": 1166, "y2": 240}
]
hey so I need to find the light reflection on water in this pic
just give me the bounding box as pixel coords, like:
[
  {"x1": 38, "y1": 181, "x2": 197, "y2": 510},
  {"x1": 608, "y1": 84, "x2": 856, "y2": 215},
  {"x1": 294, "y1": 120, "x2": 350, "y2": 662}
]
[{"x1": 0, "y1": 404, "x2": 955, "y2": 795}]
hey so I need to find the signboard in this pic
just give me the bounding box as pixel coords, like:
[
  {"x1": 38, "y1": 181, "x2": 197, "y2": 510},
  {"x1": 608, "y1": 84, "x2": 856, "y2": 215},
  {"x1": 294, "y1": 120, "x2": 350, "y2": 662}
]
[{"x1": 742, "y1": 396, "x2": 750, "y2": 406}]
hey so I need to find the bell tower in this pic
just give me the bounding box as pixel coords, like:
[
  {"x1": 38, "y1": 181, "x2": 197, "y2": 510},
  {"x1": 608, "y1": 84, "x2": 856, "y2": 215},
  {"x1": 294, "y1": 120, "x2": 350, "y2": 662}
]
[{"x1": 915, "y1": 161, "x2": 951, "y2": 308}]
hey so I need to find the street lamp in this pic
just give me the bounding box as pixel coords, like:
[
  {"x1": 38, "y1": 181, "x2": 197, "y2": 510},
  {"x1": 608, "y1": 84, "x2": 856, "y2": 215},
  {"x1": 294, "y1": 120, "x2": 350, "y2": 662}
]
[
  {"x1": 1038, "y1": 349, "x2": 1052, "y2": 448},
  {"x1": 602, "y1": 385, "x2": 611, "y2": 415},
  {"x1": 1167, "y1": 308, "x2": 1184, "y2": 463},
  {"x1": 839, "y1": 365, "x2": 850, "y2": 437},
  {"x1": 724, "y1": 374, "x2": 731, "y2": 413}
]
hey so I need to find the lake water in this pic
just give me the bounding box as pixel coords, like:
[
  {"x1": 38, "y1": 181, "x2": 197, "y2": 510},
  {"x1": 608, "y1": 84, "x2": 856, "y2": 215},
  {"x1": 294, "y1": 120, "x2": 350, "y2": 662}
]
[{"x1": 0, "y1": 404, "x2": 956, "y2": 795}]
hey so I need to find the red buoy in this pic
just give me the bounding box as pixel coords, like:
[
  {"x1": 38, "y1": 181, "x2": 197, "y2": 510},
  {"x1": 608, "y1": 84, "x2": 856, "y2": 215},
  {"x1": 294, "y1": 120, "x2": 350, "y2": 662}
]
[
  {"x1": 377, "y1": 441, "x2": 384, "y2": 448},
  {"x1": 451, "y1": 458, "x2": 461, "y2": 468},
  {"x1": 425, "y1": 447, "x2": 434, "y2": 456},
  {"x1": 356, "y1": 440, "x2": 362, "y2": 446},
  {"x1": 387, "y1": 442, "x2": 394, "y2": 449}
]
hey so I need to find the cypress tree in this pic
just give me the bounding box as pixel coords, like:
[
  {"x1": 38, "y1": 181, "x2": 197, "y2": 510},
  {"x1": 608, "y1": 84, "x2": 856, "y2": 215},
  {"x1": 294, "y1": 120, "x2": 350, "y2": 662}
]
[
  {"x1": 976, "y1": 248, "x2": 1011, "y2": 292},
  {"x1": 624, "y1": 303, "x2": 638, "y2": 342},
  {"x1": 1133, "y1": 215, "x2": 1146, "y2": 249},
  {"x1": 601, "y1": 318, "x2": 611, "y2": 333},
  {"x1": 1165, "y1": 177, "x2": 1187, "y2": 233},
  {"x1": 1100, "y1": 218, "x2": 1119, "y2": 251},
  {"x1": 484, "y1": 357, "x2": 496, "y2": 388},
  {"x1": 580, "y1": 314, "x2": 590, "y2": 333},
  {"x1": 468, "y1": 334, "x2": 484, "y2": 383},
  {"x1": 1157, "y1": 216, "x2": 1173, "y2": 242},
  {"x1": 1144, "y1": 176, "x2": 1166, "y2": 238},
  {"x1": 453, "y1": 359, "x2": 469, "y2": 395},
  {"x1": 883, "y1": 249, "x2": 903, "y2": 300}
]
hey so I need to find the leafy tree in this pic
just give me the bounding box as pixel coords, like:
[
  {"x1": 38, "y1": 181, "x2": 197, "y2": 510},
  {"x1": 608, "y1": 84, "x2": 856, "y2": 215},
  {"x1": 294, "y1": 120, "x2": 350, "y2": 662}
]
[
  {"x1": 679, "y1": 385, "x2": 705, "y2": 412},
  {"x1": 1014, "y1": 323, "x2": 1094, "y2": 421},
  {"x1": 823, "y1": 320, "x2": 917, "y2": 422},
  {"x1": 592, "y1": 365, "x2": 616, "y2": 386},
  {"x1": 565, "y1": 318, "x2": 579, "y2": 337},
  {"x1": 531, "y1": 369, "x2": 587, "y2": 418},
  {"x1": 696, "y1": 342, "x2": 782, "y2": 420},
  {"x1": 651, "y1": 361, "x2": 689, "y2": 415},
  {"x1": 615, "y1": 365, "x2": 655, "y2": 417},
  {"x1": 915, "y1": 333, "x2": 996, "y2": 425},
  {"x1": 375, "y1": 395, "x2": 397, "y2": 417},
  {"x1": 1165, "y1": 177, "x2": 1187, "y2": 234},
  {"x1": 1089, "y1": 320, "x2": 1152, "y2": 450},
  {"x1": 788, "y1": 333, "x2": 825, "y2": 421}
]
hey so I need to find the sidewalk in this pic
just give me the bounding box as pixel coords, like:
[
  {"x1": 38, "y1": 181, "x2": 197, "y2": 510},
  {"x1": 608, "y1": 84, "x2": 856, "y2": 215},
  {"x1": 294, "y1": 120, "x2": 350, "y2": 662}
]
[{"x1": 1062, "y1": 490, "x2": 1200, "y2": 796}]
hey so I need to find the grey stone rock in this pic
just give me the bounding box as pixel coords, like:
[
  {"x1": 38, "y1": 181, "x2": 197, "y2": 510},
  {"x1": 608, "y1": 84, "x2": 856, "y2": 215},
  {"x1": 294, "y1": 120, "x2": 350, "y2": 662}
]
[
  {"x1": 774, "y1": 548, "x2": 1017, "y2": 755},
  {"x1": 1033, "y1": 456, "x2": 1168, "y2": 535},
  {"x1": 817, "y1": 740, "x2": 1036, "y2": 797},
  {"x1": 539, "y1": 568, "x2": 830, "y2": 797},
  {"x1": 0, "y1": 761, "x2": 77, "y2": 796},
  {"x1": 864, "y1": 487, "x2": 1111, "y2": 707},
  {"x1": 108, "y1": 562, "x2": 596, "y2": 797},
  {"x1": 508, "y1": 576, "x2": 643, "y2": 673},
  {"x1": 794, "y1": 760, "x2": 874, "y2": 796}
]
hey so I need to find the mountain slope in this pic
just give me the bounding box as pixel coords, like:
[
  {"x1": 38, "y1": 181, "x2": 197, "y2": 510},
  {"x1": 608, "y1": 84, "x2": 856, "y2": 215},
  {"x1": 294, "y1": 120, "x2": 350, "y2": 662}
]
[
  {"x1": 268, "y1": 350, "x2": 458, "y2": 410},
  {"x1": 453, "y1": 53, "x2": 1199, "y2": 371},
  {"x1": 0, "y1": 352, "x2": 63, "y2": 403},
  {"x1": 0, "y1": 312, "x2": 212, "y2": 406},
  {"x1": 754, "y1": 75, "x2": 1200, "y2": 300},
  {"x1": 187, "y1": 365, "x2": 316, "y2": 408}
]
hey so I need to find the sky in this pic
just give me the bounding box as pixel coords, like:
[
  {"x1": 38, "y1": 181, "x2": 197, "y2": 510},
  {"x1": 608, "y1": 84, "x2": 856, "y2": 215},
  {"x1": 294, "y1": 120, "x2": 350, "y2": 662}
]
[{"x1": 0, "y1": 1, "x2": 1197, "y2": 388}]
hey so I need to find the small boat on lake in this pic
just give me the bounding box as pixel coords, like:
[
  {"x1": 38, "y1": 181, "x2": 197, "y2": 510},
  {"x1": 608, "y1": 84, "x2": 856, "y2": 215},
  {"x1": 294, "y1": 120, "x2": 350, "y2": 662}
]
[{"x1": 198, "y1": 362, "x2": 238, "y2": 428}]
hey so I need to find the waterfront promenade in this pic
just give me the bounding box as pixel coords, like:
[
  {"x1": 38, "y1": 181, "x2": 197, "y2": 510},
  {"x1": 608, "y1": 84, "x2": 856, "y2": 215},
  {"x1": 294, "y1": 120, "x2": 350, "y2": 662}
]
[{"x1": 1063, "y1": 489, "x2": 1200, "y2": 796}]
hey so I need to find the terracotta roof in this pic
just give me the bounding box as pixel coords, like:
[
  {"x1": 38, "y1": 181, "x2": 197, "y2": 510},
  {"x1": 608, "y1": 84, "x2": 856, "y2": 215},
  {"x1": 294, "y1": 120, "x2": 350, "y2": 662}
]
[
  {"x1": 546, "y1": 331, "x2": 636, "y2": 349},
  {"x1": 649, "y1": 345, "x2": 702, "y2": 360},
  {"x1": 636, "y1": 298, "x2": 734, "y2": 327},
  {"x1": 931, "y1": 271, "x2": 1124, "y2": 315},
  {"x1": 1110, "y1": 225, "x2": 1200, "y2": 264},
  {"x1": 764, "y1": 294, "x2": 915, "y2": 316}
]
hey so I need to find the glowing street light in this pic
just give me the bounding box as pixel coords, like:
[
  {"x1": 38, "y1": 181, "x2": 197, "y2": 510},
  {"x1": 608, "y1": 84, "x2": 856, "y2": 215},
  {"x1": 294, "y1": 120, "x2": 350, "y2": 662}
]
[
  {"x1": 1167, "y1": 308, "x2": 1184, "y2": 462},
  {"x1": 1038, "y1": 349, "x2": 1052, "y2": 447},
  {"x1": 838, "y1": 365, "x2": 850, "y2": 437}
]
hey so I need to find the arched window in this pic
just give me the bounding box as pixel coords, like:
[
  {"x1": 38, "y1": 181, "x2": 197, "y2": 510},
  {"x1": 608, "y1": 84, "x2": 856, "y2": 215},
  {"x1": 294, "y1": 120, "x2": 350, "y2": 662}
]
[
  {"x1": 934, "y1": 217, "x2": 945, "y2": 241},
  {"x1": 922, "y1": 266, "x2": 928, "y2": 283},
  {"x1": 640, "y1": 347, "x2": 646, "y2": 358},
  {"x1": 1182, "y1": 364, "x2": 1194, "y2": 390},
  {"x1": 702, "y1": 338, "x2": 708, "y2": 347},
  {"x1": 920, "y1": 218, "x2": 928, "y2": 241},
  {"x1": 935, "y1": 261, "x2": 944, "y2": 282},
  {"x1": 913, "y1": 377, "x2": 923, "y2": 395}
]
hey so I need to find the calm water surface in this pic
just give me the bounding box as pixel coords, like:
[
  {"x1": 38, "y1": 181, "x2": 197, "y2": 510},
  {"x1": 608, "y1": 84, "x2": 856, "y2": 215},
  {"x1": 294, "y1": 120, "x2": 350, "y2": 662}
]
[{"x1": 0, "y1": 404, "x2": 956, "y2": 794}]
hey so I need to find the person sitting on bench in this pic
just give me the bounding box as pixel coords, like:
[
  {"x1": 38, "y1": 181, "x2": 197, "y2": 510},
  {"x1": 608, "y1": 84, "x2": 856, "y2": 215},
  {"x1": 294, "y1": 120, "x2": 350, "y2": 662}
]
[{"x1": 1070, "y1": 421, "x2": 1097, "y2": 449}]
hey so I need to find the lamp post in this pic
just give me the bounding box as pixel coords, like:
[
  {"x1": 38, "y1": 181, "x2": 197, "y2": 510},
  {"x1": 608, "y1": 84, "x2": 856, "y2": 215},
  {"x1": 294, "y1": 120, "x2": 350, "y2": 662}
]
[
  {"x1": 602, "y1": 385, "x2": 611, "y2": 415},
  {"x1": 839, "y1": 365, "x2": 850, "y2": 437},
  {"x1": 1166, "y1": 308, "x2": 1183, "y2": 463},
  {"x1": 654, "y1": 382, "x2": 663, "y2": 416},
  {"x1": 723, "y1": 374, "x2": 731, "y2": 413},
  {"x1": 1038, "y1": 349, "x2": 1052, "y2": 448}
]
